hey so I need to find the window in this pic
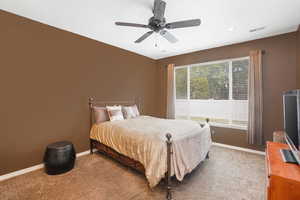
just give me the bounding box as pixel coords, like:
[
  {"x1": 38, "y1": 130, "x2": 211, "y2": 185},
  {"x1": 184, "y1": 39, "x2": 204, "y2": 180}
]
[
  {"x1": 174, "y1": 57, "x2": 249, "y2": 130},
  {"x1": 232, "y1": 59, "x2": 248, "y2": 100},
  {"x1": 175, "y1": 68, "x2": 188, "y2": 99}
]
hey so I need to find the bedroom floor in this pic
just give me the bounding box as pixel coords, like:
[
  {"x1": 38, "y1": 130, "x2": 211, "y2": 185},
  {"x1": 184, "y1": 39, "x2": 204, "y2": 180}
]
[{"x1": 0, "y1": 146, "x2": 265, "y2": 200}]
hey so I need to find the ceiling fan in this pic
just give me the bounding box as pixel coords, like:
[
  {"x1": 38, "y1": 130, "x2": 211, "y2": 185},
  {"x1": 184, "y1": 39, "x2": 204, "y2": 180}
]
[{"x1": 115, "y1": 0, "x2": 201, "y2": 44}]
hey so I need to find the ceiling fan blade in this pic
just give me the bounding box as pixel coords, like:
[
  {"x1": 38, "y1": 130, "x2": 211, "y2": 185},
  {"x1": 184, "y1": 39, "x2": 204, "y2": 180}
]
[
  {"x1": 135, "y1": 31, "x2": 154, "y2": 43},
  {"x1": 153, "y1": 0, "x2": 166, "y2": 21},
  {"x1": 160, "y1": 30, "x2": 178, "y2": 43},
  {"x1": 115, "y1": 22, "x2": 149, "y2": 28},
  {"x1": 165, "y1": 19, "x2": 201, "y2": 29}
]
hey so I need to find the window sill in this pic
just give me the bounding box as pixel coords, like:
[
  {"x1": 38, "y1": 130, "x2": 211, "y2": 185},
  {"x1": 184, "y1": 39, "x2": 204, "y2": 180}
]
[{"x1": 201, "y1": 122, "x2": 247, "y2": 131}]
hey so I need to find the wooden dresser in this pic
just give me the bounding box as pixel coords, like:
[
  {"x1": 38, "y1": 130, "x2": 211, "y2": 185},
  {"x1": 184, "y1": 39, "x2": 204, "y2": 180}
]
[{"x1": 266, "y1": 141, "x2": 300, "y2": 200}]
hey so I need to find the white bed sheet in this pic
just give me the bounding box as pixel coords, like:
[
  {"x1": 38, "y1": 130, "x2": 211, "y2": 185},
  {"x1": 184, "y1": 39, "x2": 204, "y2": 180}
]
[{"x1": 90, "y1": 116, "x2": 212, "y2": 187}]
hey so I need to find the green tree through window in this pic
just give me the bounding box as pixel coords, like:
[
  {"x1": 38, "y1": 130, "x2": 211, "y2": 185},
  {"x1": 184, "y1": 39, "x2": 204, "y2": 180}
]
[
  {"x1": 190, "y1": 77, "x2": 209, "y2": 99},
  {"x1": 190, "y1": 62, "x2": 229, "y2": 100},
  {"x1": 232, "y1": 59, "x2": 249, "y2": 100},
  {"x1": 175, "y1": 68, "x2": 187, "y2": 99}
]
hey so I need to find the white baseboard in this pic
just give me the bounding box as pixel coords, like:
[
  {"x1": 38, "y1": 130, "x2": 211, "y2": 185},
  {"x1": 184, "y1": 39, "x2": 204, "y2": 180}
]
[
  {"x1": 0, "y1": 144, "x2": 264, "y2": 182},
  {"x1": 0, "y1": 149, "x2": 97, "y2": 182},
  {"x1": 76, "y1": 149, "x2": 96, "y2": 157},
  {"x1": 0, "y1": 163, "x2": 45, "y2": 182},
  {"x1": 213, "y1": 142, "x2": 265, "y2": 155}
]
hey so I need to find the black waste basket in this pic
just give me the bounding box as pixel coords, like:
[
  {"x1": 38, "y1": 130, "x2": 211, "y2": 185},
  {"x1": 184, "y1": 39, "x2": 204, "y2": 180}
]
[{"x1": 44, "y1": 141, "x2": 76, "y2": 175}]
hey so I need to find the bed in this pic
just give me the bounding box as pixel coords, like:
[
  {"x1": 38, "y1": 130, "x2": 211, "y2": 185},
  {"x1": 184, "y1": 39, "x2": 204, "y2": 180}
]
[{"x1": 88, "y1": 98, "x2": 212, "y2": 199}]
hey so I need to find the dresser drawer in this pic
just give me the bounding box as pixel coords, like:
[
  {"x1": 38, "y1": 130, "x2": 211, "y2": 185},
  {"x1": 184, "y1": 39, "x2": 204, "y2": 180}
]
[
  {"x1": 265, "y1": 146, "x2": 270, "y2": 200},
  {"x1": 266, "y1": 185, "x2": 270, "y2": 200},
  {"x1": 265, "y1": 149, "x2": 270, "y2": 178}
]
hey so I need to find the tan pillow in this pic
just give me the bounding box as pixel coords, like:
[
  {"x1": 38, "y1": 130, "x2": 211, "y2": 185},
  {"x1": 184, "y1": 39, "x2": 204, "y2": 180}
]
[
  {"x1": 106, "y1": 105, "x2": 124, "y2": 121},
  {"x1": 93, "y1": 107, "x2": 109, "y2": 124}
]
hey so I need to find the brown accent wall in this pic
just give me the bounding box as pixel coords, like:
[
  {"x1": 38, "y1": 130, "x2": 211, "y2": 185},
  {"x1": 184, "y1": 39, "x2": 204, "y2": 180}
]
[
  {"x1": 211, "y1": 127, "x2": 264, "y2": 151},
  {"x1": 297, "y1": 26, "x2": 300, "y2": 87},
  {"x1": 0, "y1": 11, "x2": 158, "y2": 175},
  {"x1": 157, "y1": 33, "x2": 298, "y2": 150}
]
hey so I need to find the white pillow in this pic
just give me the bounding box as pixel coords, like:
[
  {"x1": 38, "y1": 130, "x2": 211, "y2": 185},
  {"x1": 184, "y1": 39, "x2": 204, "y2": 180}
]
[
  {"x1": 122, "y1": 106, "x2": 136, "y2": 119},
  {"x1": 106, "y1": 105, "x2": 124, "y2": 121},
  {"x1": 132, "y1": 104, "x2": 140, "y2": 117}
]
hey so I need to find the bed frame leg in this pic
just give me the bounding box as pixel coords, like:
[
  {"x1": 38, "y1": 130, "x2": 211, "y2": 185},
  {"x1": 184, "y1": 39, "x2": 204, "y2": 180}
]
[
  {"x1": 206, "y1": 152, "x2": 210, "y2": 159},
  {"x1": 90, "y1": 139, "x2": 94, "y2": 154},
  {"x1": 166, "y1": 133, "x2": 173, "y2": 200},
  {"x1": 89, "y1": 98, "x2": 94, "y2": 155}
]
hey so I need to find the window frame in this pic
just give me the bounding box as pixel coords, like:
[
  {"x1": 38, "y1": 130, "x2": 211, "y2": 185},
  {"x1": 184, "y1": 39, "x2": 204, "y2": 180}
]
[{"x1": 174, "y1": 56, "x2": 250, "y2": 130}]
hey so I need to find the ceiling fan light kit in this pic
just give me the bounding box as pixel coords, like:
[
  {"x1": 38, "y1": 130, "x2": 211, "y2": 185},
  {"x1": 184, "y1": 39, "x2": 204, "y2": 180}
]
[{"x1": 115, "y1": 0, "x2": 201, "y2": 44}]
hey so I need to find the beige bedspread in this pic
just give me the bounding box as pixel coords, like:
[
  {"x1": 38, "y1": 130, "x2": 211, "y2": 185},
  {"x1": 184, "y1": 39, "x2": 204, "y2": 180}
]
[{"x1": 90, "y1": 116, "x2": 212, "y2": 187}]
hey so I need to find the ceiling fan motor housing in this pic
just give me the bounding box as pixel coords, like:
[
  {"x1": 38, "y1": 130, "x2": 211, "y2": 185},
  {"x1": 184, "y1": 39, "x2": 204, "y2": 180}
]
[{"x1": 149, "y1": 17, "x2": 166, "y2": 32}]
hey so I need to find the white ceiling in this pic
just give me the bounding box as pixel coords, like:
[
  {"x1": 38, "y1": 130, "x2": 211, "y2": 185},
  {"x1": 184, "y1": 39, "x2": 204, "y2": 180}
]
[{"x1": 1, "y1": 0, "x2": 300, "y2": 59}]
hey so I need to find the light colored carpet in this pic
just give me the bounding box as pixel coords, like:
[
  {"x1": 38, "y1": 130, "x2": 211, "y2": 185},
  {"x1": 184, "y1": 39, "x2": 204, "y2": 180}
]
[{"x1": 0, "y1": 146, "x2": 266, "y2": 200}]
